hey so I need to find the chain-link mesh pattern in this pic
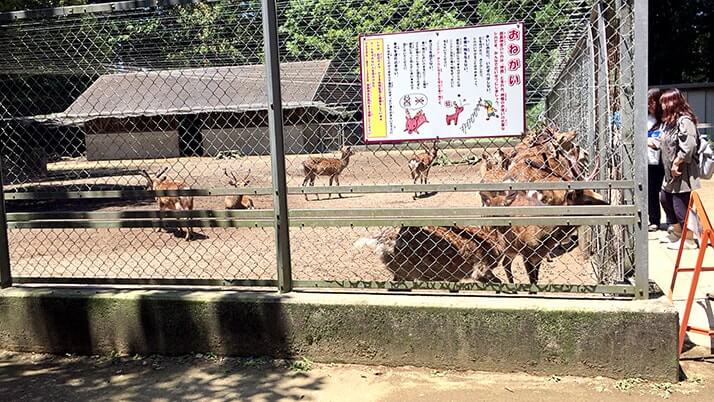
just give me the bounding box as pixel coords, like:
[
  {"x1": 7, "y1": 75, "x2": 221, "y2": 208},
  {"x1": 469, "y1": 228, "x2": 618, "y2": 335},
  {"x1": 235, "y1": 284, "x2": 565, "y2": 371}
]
[
  {"x1": 279, "y1": 0, "x2": 638, "y2": 290},
  {"x1": 1, "y1": 3, "x2": 276, "y2": 281},
  {"x1": 0, "y1": 0, "x2": 640, "y2": 293}
]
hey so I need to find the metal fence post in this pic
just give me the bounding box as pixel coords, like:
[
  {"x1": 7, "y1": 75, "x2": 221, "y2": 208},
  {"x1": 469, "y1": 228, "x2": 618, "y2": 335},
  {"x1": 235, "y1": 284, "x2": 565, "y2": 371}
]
[
  {"x1": 261, "y1": 0, "x2": 292, "y2": 292},
  {"x1": 633, "y1": 0, "x2": 649, "y2": 299},
  {"x1": 0, "y1": 156, "x2": 12, "y2": 288}
]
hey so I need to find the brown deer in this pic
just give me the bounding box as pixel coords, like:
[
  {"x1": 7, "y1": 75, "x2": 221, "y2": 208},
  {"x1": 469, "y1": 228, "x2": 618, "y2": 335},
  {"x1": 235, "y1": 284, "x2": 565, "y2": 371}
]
[
  {"x1": 479, "y1": 146, "x2": 607, "y2": 288},
  {"x1": 478, "y1": 149, "x2": 514, "y2": 206},
  {"x1": 301, "y1": 146, "x2": 356, "y2": 200},
  {"x1": 224, "y1": 168, "x2": 254, "y2": 210},
  {"x1": 408, "y1": 141, "x2": 439, "y2": 199},
  {"x1": 354, "y1": 224, "x2": 504, "y2": 283},
  {"x1": 479, "y1": 190, "x2": 581, "y2": 291},
  {"x1": 139, "y1": 167, "x2": 194, "y2": 241},
  {"x1": 358, "y1": 127, "x2": 608, "y2": 287}
]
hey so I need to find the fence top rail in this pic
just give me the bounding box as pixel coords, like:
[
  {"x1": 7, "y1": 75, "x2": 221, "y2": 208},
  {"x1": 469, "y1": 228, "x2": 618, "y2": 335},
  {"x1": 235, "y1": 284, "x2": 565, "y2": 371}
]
[
  {"x1": 0, "y1": 0, "x2": 214, "y2": 23},
  {"x1": 3, "y1": 181, "x2": 637, "y2": 200},
  {"x1": 5, "y1": 205, "x2": 639, "y2": 222}
]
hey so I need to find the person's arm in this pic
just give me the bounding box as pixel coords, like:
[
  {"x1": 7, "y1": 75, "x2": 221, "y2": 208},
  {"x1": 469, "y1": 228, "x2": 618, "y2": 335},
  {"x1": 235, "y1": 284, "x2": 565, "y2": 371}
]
[{"x1": 672, "y1": 117, "x2": 698, "y2": 176}]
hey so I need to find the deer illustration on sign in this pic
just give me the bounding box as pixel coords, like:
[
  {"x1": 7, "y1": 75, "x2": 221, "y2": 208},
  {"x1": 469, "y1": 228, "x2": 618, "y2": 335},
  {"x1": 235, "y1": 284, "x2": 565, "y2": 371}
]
[
  {"x1": 401, "y1": 93, "x2": 429, "y2": 135},
  {"x1": 404, "y1": 110, "x2": 429, "y2": 134},
  {"x1": 446, "y1": 101, "x2": 464, "y2": 126}
]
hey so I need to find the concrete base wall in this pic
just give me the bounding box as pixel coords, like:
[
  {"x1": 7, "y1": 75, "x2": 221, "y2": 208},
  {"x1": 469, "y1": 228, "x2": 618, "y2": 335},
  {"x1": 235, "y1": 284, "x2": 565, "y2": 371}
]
[{"x1": 0, "y1": 288, "x2": 680, "y2": 381}]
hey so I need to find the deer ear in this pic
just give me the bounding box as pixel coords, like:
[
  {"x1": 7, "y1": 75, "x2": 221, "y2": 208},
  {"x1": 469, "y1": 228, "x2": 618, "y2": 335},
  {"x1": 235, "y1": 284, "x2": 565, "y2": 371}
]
[
  {"x1": 479, "y1": 192, "x2": 492, "y2": 207},
  {"x1": 526, "y1": 190, "x2": 543, "y2": 203},
  {"x1": 504, "y1": 191, "x2": 519, "y2": 206},
  {"x1": 565, "y1": 189, "x2": 579, "y2": 204}
]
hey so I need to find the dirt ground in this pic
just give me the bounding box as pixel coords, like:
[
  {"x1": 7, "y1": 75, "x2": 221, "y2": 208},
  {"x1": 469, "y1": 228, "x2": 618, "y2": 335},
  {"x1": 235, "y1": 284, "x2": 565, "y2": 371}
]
[
  {"x1": 5, "y1": 149, "x2": 632, "y2": 286},
  {"x1": 1, "y1": 349, "x2": 712, "y2": 402}
]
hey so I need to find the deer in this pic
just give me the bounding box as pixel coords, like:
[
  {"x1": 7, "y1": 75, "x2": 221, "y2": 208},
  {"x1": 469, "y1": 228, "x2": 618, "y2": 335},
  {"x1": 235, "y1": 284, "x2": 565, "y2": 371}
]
[
  {"x1": 478, "y1": 140, "x2": 607, "y2": 289},
  {"x1": 223, "y1": 168, "x2": 254, "y2": 210},
  {"x1": 357, "y1": 127, "x2": 608, "y2": 288},
  {"x1": 139, "y1": 167, "x2": 194, "y2": 241},
  {"x1": 354, "y1": 224, "x2": 505, "y2": 283},
  {"x1": 478, "y1": 149, "x2": 515, "y2": 206},
  {"x1": 479, "y1": 190, "x2": 582, "y2": 291},
  {"x1": 301, "y1": 145, "x2": 356, "y2": 200},
  {"x1": 408, "y1": 140, "x2": 439, "y2": 199}
]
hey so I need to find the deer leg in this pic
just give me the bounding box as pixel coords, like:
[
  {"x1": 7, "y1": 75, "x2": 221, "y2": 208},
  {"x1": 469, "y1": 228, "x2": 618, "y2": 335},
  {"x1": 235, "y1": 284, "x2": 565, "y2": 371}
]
[
  {"x1": 525, "y1": 258, "x2": 542, "y2": 295},
  {"x1": 335, "y1": 175, "x2": 343, "y2": 198},
  {"x1": 311, "y1": 176, "x2": 319, "y2": 200},
  {"x1": 157, "y1": 204, "x2": 165, "y2": 233},
  {"x1": 413, "y1": 172, "x2": 419, "y2": 199},
  {"x1": 184, "y1": 214, "x2": 193, "y2": 241},
  {"x1": 473, "y1": 249, "x2": 503, "y2": 285},
  {"x1": 302, "y1": 175, "x2": 311, "y2": 201},
  {"x1": 328, "y1": 176, "x2": 334, "y2": 199},
  {"x1": 503, "y1": 254, "x2": 515, "y2": 284}
]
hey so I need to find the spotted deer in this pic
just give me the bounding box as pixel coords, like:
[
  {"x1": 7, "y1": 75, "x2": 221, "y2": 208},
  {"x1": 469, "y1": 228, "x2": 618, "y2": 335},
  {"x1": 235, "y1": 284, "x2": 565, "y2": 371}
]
[
  {"x1": 478, "y1": 149, "x2": 515, "y2": 206},
  {"x1": 408, "y1": 141, "x2": 439, "y2": 199},
  {"x1": 224, "y1": 169, "x2": 254, "y2": 210},
  {"x1": 301, "y1": 146, "x2": 356, "y2": 200},
  {"x1": 139, "y1": 167, "x2": 194, "y2": 241}
]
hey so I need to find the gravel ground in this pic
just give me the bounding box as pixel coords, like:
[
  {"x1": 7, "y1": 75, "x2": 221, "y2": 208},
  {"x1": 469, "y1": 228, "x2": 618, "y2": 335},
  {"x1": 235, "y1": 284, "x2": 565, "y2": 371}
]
[
  {"x1": 6, "y1": 150, "x2": 628, "y2": 287},
  {"x1": 0, "y1": 349, "x2": 711, "y2": 401}
]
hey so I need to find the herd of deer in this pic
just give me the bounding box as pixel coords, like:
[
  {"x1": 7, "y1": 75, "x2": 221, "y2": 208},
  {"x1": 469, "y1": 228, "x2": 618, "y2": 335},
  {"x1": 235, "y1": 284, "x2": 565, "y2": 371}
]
[
  {"x1": 138, "y1": 128, "x2": 604, "y2": 290},
  {"x1": 355, "y1": 127, "x2": 608, "y2": 290},
  {"x1": 138, "y1": 166, "x2": 254, "y2": 241}
]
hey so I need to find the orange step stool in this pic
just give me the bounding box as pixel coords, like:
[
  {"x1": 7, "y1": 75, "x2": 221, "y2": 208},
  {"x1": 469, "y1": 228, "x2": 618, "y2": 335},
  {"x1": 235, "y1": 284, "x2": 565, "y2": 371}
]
[{"x1": 668, "y1": 191, "x2": 714, "y2": 354}]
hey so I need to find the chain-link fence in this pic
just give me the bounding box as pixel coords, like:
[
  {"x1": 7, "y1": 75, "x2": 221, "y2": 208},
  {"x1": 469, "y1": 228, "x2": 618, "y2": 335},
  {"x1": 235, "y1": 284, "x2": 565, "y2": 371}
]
[{"x1": 0, "y1": 0, "x2": 648, "y2": 297}]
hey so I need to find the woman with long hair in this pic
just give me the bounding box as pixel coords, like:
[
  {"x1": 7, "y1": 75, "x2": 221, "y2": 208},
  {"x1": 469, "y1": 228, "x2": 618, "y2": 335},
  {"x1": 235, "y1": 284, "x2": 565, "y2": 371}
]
[
  {"x1": 658, "y1": 88, "x2": 700, "y2": 249},
  {"x1": 647, "y1": 88, "x2": 664, "y2": 231}
]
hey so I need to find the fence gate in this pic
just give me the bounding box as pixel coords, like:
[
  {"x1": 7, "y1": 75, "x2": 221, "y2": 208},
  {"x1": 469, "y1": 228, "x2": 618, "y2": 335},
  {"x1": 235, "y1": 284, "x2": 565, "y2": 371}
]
[{"x1": 0, "y1": 0, "x2": 649, "y2": 298}]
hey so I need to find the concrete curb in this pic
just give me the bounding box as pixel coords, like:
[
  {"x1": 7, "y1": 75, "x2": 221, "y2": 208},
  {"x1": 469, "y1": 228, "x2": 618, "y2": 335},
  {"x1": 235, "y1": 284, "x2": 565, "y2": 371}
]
[{"x1": 0, "y1": 287, "x2": 680, "y2": 381}]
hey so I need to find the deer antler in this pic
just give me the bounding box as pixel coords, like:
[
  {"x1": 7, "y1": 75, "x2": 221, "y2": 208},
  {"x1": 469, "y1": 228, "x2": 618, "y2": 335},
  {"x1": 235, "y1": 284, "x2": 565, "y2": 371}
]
[
  {"x1": 155, "y1": 166, "x2": 169, "y2": 178},
  {"x1": 557, "y1": 148, "x2": 582, "y2": 181},
  {"x1": 586, "y1": 156, "x2": 601, "y2": 182},
  {"x1": 242, "y1": 169, "x2": 251, "y2": 183}
]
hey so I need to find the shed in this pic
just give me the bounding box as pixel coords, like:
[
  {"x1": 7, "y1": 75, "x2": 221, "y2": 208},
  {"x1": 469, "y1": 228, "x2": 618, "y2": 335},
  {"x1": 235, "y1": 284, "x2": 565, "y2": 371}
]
[{"x1": 41, "y1": 60, "x2": 360, "y2": 160}]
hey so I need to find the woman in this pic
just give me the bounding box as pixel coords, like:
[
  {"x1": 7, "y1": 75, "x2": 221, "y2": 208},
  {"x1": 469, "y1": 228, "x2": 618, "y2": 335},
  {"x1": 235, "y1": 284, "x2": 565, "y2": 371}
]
[
  {"x1": 658, "y1": 88, "x2": 700, "y2": 249},
  {"x1": 647, "y1": 88, "x2": 664, "y2": 232}
]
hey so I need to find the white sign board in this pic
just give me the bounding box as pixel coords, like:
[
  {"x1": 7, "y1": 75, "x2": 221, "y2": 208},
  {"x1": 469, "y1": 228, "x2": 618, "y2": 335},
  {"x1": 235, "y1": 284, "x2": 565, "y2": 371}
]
[{"x1": 360, "y1": 22, "x2": 525, "y2": 143}]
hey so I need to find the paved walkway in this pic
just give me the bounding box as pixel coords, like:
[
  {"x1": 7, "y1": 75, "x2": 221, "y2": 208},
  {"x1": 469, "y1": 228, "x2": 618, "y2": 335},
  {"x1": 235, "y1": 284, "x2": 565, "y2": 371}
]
[
  {"x1": 0, "y1": 351, "x2": 711, "y2": 401},
  {"x1": 648, "y1": 184, "x2": 714, "y2": 349}
]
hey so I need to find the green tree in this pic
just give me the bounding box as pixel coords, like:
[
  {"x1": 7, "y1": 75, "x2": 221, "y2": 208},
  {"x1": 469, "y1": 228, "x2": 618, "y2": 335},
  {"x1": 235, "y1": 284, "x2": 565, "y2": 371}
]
[
  {"x1": 279, "y1": 0, "x2": 466, "y2": 61},
  {"x1": 649, "y1": 0, "x2": 714, "y2": 84},
  {"x1": 0, "y1": 0, "x2": 85, "y2": 12}
]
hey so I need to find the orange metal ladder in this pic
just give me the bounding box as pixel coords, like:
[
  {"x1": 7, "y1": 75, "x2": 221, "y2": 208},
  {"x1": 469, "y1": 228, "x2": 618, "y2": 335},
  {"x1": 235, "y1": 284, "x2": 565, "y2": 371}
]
[{"x1": 668, "y1": 191, "x2": 714, "y2": 354}]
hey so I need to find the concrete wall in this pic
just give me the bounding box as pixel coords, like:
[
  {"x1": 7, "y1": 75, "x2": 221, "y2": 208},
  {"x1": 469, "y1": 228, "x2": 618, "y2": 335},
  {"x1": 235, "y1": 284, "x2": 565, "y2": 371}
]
[
  {"x1": 86, "y1": 131, "x2": 180, "y2": 161},
  {"x1": 202, "y1": 125, "x2": 316, "y2": 156},
  {"x1": 0, "y1": 288, "x2": 680, "y2": 381}
]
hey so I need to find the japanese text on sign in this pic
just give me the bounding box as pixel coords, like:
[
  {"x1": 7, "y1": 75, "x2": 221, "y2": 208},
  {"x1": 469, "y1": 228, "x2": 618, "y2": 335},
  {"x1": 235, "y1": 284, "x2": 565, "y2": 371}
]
[{"x1": 360, "y1": 22, "x2": 525, "y2": 143}]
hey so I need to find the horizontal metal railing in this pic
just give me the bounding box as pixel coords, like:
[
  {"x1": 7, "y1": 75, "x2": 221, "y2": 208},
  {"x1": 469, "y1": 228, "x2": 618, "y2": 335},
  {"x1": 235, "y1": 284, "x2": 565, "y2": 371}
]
[
  {"x1": 5, "y1": 205, "x2": 638, "y2": 229},
  {"x1": 2, "y1": 180, "x2": 636, "y2": 200}
]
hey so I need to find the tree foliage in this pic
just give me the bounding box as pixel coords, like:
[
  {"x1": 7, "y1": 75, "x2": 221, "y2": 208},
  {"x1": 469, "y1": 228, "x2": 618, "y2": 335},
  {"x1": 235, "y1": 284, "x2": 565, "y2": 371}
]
[
  {"x1": 649, "y1": 0, "x2": 714, "y2": 84},
  {"x1": 0, "y1": 0, "x2": 84, "y2": 13}
]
